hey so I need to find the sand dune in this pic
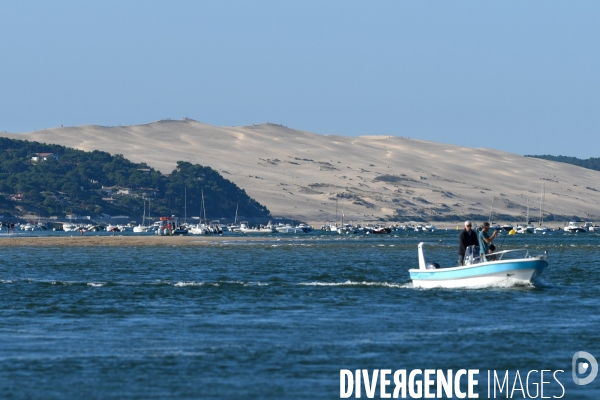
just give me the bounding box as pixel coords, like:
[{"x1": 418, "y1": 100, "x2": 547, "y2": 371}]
[{"x1": 3, "y1": 119, "x2": 599, "y2": 224}]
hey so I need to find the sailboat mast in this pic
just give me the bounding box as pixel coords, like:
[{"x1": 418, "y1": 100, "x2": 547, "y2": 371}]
[
  {"x1": 184, "y1": 187, "x2": 187, "y2": 224},
  {"x1": 234, "y1": 203, "x2": 238, "y2": 225},
  {"x1": 202, "y1": 190, "x2": 207, "y2": 222},
  {"x1": 539, "y1": 184, "x2": 545, "y2": 226},
  {"x1": 335, "y1": 195, "x2": 338, "y2": 227}
]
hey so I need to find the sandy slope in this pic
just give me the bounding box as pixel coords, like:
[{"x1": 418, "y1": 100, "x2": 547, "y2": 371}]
[{"x1": 3, "y1": 119, "x2": 599, "y2": 224}]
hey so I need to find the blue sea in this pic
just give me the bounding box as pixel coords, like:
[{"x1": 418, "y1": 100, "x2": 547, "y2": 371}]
[{"x1": 0, "y1": 230, "x2": 599, "y2": 399}]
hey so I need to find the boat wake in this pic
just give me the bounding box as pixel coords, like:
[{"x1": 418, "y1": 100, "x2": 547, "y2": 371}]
[{"x1": 298, "y1": 280, "x2": 411, "y2": 288}]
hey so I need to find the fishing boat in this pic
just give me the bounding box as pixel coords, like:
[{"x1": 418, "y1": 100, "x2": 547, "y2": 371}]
[{"x1": 409, "y1": 242, "x2": 548, "y2": 288}]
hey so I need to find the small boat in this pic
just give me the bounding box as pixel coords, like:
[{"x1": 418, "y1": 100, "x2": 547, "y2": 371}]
[
  {"x1": 208, "y1": 220, "x2": 223, "y2": 234},
  {"x1": 297, "y1": 223, "x2": 313, "y2": 233},
  {"x1": 534, "y1": 226, "x2": 552, "y2": 234},
  {"x1": 409, "y1": 242, "x2": 548, "y2": 288},
  {"x1": 155, "y1": 216, "x2": 188, "y2": 235},
  {"x1": 188, "y1": 223, "x2": 210, "y2": 235},
  {"x1": 564, "y1": 221, "x2": 586, "y2": 233},
  {"x1": 338, "y1": 223, "x2": 358, "y2": 234},
  {"x1": 62, "y1": 222, "x2": 78, "y2": 232},
  {"x1": 585, "y1": 222, "x2": 600, "y2": 232},
  {"x1": 239, "y1": 221, "x2": 276, "y2": 233},
  {"x1": 106, "y1": 224, "x2": 121, "y2": 233},
  {"x1": 133, "y1": 199, "x2": 151, "y2": 232},
  {"x1": 369, "y1": 225, "x2": 392, "y2": 234},
  {"x1": 515, "y1": 224, "x2": 535, "y2": 234},
  {"x1": 276, "y1": 223, "x2": 300, "y2": 233},
  {"x1": 320, "y1": 222, "x2": 338, "y2": 232}
]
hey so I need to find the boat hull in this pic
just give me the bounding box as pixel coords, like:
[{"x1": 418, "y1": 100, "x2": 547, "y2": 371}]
[{"x1": 409, "y1": 258, "x2": 547, "y2": 289}]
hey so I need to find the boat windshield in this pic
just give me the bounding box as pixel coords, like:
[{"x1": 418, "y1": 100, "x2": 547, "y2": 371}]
[{"x1": 464, "y1": 245, "x2": 481, "y2": 265}]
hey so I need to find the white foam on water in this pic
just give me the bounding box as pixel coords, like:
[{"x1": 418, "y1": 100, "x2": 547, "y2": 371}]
[
  {"x1": 174, "y1": 281, "x2": 205, "y2": 287},
  {"x1": 413, "y1": 280, "x2": 537, "y2": 290},
  {"x1": 298, "y1": 280, "x2": 409, "y2": 288},
  {"x1": 87, "y1": 282, "x2": 104, "y2": 287},
  {"x1": 220, "y1": 280, "x2": 270, "y2": 287}
]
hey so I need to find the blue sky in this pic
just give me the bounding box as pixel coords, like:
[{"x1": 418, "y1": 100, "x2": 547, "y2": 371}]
[{"x1": 1, "y1": 1, "x2": 598, "y2": 157}]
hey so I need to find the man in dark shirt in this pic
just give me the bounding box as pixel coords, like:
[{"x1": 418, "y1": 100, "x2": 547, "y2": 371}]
[{"x1": 458, "y1": 220, "x2": 479, "y2": 266}]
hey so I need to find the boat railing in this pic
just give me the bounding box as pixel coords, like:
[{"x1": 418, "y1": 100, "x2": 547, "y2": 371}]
[
  {"x1": 466, "y1": 246, "x2": 536, "y2": 264},
  {"x1": 418, "y1": 242, "x2": 546, "y2": 270},
  {"x1": 490, "y1": 248, "x2": 529, "y2": 261}
]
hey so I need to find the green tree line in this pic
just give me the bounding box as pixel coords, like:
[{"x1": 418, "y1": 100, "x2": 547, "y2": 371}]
[
  {"x1": 0, "y1": 137, "x2": 270, "y2": 220},
  {"x1": 526, "y1": 155, "x2": 600, "y2": 171}
]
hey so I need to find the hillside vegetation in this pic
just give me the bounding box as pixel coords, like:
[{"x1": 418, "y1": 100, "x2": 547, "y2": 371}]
[
  {"x1": 526, "y1": 155, "x2": 600, "y2": 171},
  {"x1": 0, "y1": 137, "x2": 270, "y2": 221}
]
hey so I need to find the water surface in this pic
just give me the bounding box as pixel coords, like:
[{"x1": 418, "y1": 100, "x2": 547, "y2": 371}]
[{"x1": 1, "y1": 231, "x2": 598, "y2": 398}]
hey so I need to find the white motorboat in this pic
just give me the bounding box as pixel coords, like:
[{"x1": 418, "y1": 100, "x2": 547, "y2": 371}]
[
  {"x1": 296, "y1": 223, "x2": 313, "y2": 232},
  {"x1": 338, "y1": 223, "x2": 358, "y2": 234},
  {"x1": 409, "y1": 242, "x2": 548, "y2": 289},
  {"x1": 515, "y1": 224, "x2": 535, "y2": 234},
  {"x1": 227, "y1": 224, "x2": 241, "y2": 232},
  {"x1": 62, "y1": 222, "x2": 78, "y2": 232},
  {"x1": 239, "y1": 221, "x2": 276, "y2": 233},
  {"x1": 276, "y1": 223, "x2": 300, "y2": 233},
  {"x1": 585, "y1": 222, "x2": 600, "y2": 232},
  {"x1": 106, "y1": 224, "x2": 120, "y2": 233},
  {"x1": 208, "y1": 220, "x2": 223, "y2": 234},
  {"x1": 21, "y1": 223, "x2": 38, "y2": 231},
  {"x1": 564, "y1": 221, "x2": 586, "y2": 233},
  {"x1": 320, "y1": 222, "x2": 339, "y2": 232}
]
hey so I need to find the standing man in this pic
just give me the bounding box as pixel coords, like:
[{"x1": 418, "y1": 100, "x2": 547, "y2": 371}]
[
  {"x1": 478, "y1": 222, "x2": 499, "y2": 261},
  {"x1": 458, "y1": 220, "x2": 478, "y2": 266}
]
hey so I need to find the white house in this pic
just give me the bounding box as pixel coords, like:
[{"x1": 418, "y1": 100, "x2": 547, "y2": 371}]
[{"x1": 31, "y1": 153, "x2": 59, "y2": 162}]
